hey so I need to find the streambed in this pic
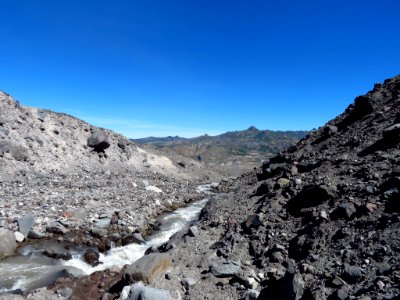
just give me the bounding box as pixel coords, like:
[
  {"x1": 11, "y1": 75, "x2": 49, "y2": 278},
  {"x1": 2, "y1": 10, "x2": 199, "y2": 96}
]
[{"x1": 0, "y1": 184, "x2": 215, "y2": 294}]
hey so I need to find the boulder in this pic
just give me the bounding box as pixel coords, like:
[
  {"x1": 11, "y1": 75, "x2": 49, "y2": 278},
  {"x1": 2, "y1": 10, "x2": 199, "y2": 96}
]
[
  {"x1": 323, "y1": 125, "x2": 338, "y2": 136},
  {"x1": 117, "y1": 139, "x2": 128, "y2": 150},
  {"x1": 333, "y1": 202, "x2": 357, "y2": 219},
  {"x1": 91, "y1": 228, "x2": 107, "y2": 237},
  {"x1": 144, "y1": 245, "x2": 159, "y2": 255},
  {"x1": 291, "y1": 165, "x2": 298, "y2": 176},
  {"x1": 376, "y1": 262, "x2": 391, "y2": 276},
  {"x1": 342, "y1": 264, "x2": 363, "y2": 283},
  {"x1": 244, "y1": 214, "x2": 262, "y2": 229},
  {"x1": 353, "y1": 95, "x2": 374, "y2": 117},
  {"x1": 46, "y1": 222, "x2": 67, "y2": 234},
  {"x1": 28, "y1": 229, "x2": 46, "y2": 239},
  {"x1": 181, "y1": 277, "x2": 197, "y2": 290},
  {"x1": 338, "y1": 95, "x2": 375, "y2": 129},
  {"x1": 188, "y1": 226, "x2": 198, "y2": 237},
  {"x1": 14, "y1": 231, "x2": 25, "y2": 242},
  {"x1": 331, "y1": 288, "x2": 349, "y2": 300},
  {"x1": 122, "y1": 233, "x2": 146, "y2": 246},
  {"x1": 286, "y1": 184, "x2": 336, "y2": 215},
  {"x1": 126, "y1": 282, "x2": 172, "y2": 300},
  {"x1": 95, "y1": 218, "x2": 111, "y2": 229},
  {"x1": 87, "y1": 130, "x2": 110, "y2": 152},
  {"x1": 0, "y1": 228, "x2": 17, "y2": 259},
  {"x1": 18, "y1": 214, "x2": 35, "y2": 237},
  {"x1": 84, "y1": 249, "x2": 100, "y2": 266},
  {"x1": 276, "y1": 177, "x2": 290, "y2": 188},
  {"x1": 125, "y1": 253, "x2": 172, "y2": 284},
  {"x1": 43, "y1": 248, "x2": 72, "y2": 260},
  {"x1": 253, "y1": 181, "x2": 272, "y2": 196},
  {"x1": 281, "y1": 272, "x2": 305, "y2": 300},
  {"x1": 211, "y1": 260, "x2": 241, "y2": 278},
  {"x1": 56, "y1": 287, "x2": 73, "y2": 298}
]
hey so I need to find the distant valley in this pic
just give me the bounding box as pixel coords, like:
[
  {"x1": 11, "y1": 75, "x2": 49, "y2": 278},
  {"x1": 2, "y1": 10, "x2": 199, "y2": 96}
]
[{"x1": 134, "y1": 126, "x2": 308, "y2": 177}]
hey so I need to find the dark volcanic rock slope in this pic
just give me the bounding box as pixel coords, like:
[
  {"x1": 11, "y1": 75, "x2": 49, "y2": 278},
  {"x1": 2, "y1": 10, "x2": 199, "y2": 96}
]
[
  {"x1": 152, "y1": 75, "x2": 400, "y2": 300},
  {"x1": 224, "y1": 76, "x2": 400, "y2": 299}
]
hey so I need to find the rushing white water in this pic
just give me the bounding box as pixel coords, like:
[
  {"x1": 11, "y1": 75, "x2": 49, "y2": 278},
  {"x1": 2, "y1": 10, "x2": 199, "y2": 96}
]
[
  {"x1": 0, "y1": 184, "x2": 214, "y2": 294},
  {"x1": 63, "y1": 197, "x2": 209, "y2": 275}
]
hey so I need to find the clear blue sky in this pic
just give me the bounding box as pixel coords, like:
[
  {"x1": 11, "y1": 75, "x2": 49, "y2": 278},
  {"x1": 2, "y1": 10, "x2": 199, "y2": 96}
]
[{"x1": 0, "y1": 1, "x2": 399, "y2": 138}]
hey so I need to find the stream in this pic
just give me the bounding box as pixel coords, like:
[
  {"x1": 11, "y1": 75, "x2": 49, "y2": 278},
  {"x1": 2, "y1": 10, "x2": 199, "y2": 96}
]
[{"x1": 0, "y1": 184, "x2": 215, "y2": 294}]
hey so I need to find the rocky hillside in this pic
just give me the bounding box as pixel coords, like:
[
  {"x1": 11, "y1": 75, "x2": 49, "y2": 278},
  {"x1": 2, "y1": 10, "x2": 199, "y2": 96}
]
[
  {"x1": 134, "y1": 127, "x2": 307, "y2": 177},
  {"x1": 0, "y1": 91, "x2": 215, "y2": 181},
  {"x1": 136, "y1": 75, "x2": 400, "y2": 299},
  {"x1": 0, "y1": 91, "x2": 219, "y2": 273}
]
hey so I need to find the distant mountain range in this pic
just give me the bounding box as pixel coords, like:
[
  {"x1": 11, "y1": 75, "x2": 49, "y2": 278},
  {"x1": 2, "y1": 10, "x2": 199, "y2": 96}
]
[{"x1": 133, "y1": 126, "x2": 308, "y2": 177}]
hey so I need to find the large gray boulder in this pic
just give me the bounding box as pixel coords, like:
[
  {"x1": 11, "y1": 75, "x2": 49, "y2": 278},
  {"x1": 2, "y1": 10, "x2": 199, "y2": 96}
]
[
  {"x1": 0, "y1": 228, "x2": 17, "y2": 259},
  {"x1": 125, "y1": 253, "x2": 172, "y2": 284},
  {"x1": 18, "y1": 214, "x2": 35, "y2": 237},
  {"x1": 94, "y1": 218, "x2": 111, "y2": 229},
  {"x1": 211, "y1": 260, "x2": 241, "y2": 278},
  {"x1": 126, "y1": 282, "x2": 172, "y2": 300},
  {"x1": 87, "y1": 130, "x2": 110, "y2": 152}
]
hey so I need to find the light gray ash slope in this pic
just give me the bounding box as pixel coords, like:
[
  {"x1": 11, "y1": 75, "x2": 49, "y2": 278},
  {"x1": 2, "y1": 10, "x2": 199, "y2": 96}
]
[{"x1": 0, "y1": 91, "x2": 216, "y2": 181}]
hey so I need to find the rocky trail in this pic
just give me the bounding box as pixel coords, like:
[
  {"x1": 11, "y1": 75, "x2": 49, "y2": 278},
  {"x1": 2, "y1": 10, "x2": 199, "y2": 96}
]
[{"x1": 1, "y1": 74, "x2": 400, "y2": 300}]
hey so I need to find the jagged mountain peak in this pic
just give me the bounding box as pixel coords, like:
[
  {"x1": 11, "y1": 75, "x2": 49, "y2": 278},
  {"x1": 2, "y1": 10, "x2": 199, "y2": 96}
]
[{"x1": 246, "y1": 125, "x2": 259, "y2": 131}]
